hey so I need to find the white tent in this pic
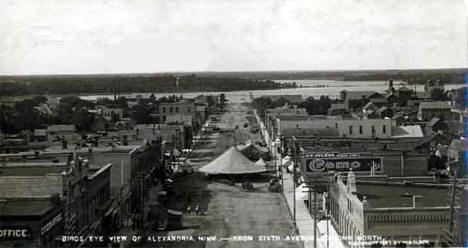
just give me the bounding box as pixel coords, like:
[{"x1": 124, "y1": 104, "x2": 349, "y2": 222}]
[
  {"x1": 255, "y1": 158, "x2": 266, "y2": 167},
  {"x1": 199, "y1": 146, "x2": 267, "y2": 175}
]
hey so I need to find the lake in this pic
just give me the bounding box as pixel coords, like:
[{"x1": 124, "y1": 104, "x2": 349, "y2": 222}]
[{"x1": 79, "y1": 80, "x2": 467, "y2": 103}]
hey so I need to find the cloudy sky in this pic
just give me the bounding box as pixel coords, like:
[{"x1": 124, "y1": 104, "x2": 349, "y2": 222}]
[{"x1": 0, "y1": 0, "x2": 466, "y2": 75}]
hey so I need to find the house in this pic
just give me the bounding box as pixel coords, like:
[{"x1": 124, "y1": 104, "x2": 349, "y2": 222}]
[
  {"x1": 362, "y1": 102, "x2": 378, "y2": 114},
  {"x1": 46, "y1": 125, "x2": 77, "y2": 142},
  {"x1": 96, "y1": 105, "x2": 124, "y2": 122},
  {"x1": 33, "y1": 129, "x2": 48, "y2": 142},
  {"x1": 417, "y1": 101, "x2": 452, "y2": 121},
  {"x1": 385, "y1": 93, "x2": 398, "y2": 105},
  {"x1": 342, "y1": 91, "x2": 384, "y2": 110},
  {"x1": 396, "y1": 86, "x2": 414, "y2": 105},
  {"x1": 374, "y1": 106, "x2": 393, "y2": 119},
  {"x1": 328, "y1": 103, "x2": 346, "y2": 116},
  {"x1": 328, "y1": 172, "x2": 461, "y2": 247}
]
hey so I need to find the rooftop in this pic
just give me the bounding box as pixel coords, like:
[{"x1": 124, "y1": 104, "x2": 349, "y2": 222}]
[
  {"x1": 345, "y1": 91, "x2": 382, "y2": 100},
  {"x1": 0, "y1": 175, "x2": 63, "y2": 198},
  {"x1": 0, "y1": 163, "x2": 68, "y2": 176},
  {"x1": 354, "y1": 181, "x2": 450, "y2": 209},
  {"x1": 0, "y1": 197, "x2": 58, "y2": 217},
  {"x1": 47, "y1": 124, "x2": 76, "y2": 132},
  {"x1": 419, "y1": 101, "x2": 451, "y2": 109},
  {"x1": 391, "y1": 125, "x2": 424, "y2": 139}
]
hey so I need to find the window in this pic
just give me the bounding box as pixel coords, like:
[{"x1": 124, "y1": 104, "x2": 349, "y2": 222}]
[
  {"x1": 335, "y1": 123, "x2": 338, "y2": 128},
  {"x1": 349, "y1": 126, "x2": 353, "y2": 135},
  {"x1": 371, "y1": 125, "x2": 375, "y2": 135},
  {"x1": 175, "y1": 107, "x2": 179, "y2": 113},
  {"x1": 162, "y1": 116, "x2": 166, "y2": 122},
  {"x1": 169, "y1": 107, "x2": 173, "y2": 113},
  {"x1": 359, "y1": 125, "x2": 363, "y2": 134},
  {"x1": 187, "y1": 107, "x2": 191, "y2": 112},
  {"x1": 162, "y1": 107, "x2": 166, "y2": 113},
  {"x1": 383, "y1": 125, "x2": 386, "y2": 134},
  {"x1": 296, "y1": 124, "x2": 300, "y2": 129}
]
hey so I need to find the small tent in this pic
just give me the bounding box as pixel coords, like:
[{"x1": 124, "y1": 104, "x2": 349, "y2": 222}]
[
  {"x1": 237, "y1": 141, "x2": 269, "y2": 160},
  {"x1": 199, "y1": 146, "x2": 267, "y2": 175},
  {"x1": 255, "y1": 158, "x2": 267, "y2": 167}
]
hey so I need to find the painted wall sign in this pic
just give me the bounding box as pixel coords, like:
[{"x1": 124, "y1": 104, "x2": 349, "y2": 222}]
[{"x1": 304, "y1": 154, "x2": 383, "y2": 174}]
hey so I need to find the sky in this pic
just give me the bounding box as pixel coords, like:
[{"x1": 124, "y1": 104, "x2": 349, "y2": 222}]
[{"x1": 0, "y1": 0, "x2": 467, "y2": 75}]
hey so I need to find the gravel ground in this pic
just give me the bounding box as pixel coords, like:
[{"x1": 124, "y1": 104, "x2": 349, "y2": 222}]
[{"x1": 144, "y1": 103, "x2": 303, "y2": 248}]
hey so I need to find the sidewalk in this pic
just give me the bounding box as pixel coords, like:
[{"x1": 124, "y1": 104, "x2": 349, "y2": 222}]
[{"x1": 281, "y1": 166, "x2": 346, "y2": 248}]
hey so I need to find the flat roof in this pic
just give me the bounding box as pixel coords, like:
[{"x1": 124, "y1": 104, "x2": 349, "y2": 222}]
[
  {"x1": 0, "y1": 164, "x2": 68, "y2": 176},
  {"x1": 0, "y1": 198, "x2": 57, "y2": 217},
  {"x1": 354, "y1": 181, "x2": 450, "y2": 208}
]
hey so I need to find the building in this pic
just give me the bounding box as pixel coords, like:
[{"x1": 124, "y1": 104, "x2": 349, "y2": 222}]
[
  {"x1": 342, "y1": 91, "x2": 384, "y2": 110},
  {"x1": 417, "y1": 101, "x2": 452, "y2": 121},
  {"x1": 260, "y1": 95, "x2": 303, "y2": 104},
  {"x1": 129, "y1": 140, "x2": 165, "y2": 228},
  {"x1": 46, "y1": 125, "x2": 77, "y2": 142},
  {"x1": 425, "y1": 118, "x2": 449, "y2": 134},
  {"x1": 328, "y1": 172, "x2": 460, "y2": 247},
  {"x1": 96, "y1": 105, "x2": 124, "y2": 122},
  {"x1": 158, "y1": 100, "x2": 195, "y2": 126},
  {"x1": 328, "y1": 103, "x2": 347, "y2": 116},
  {"x1": 135, "y1": 124, "x2": 186, "y2": 149},
  {"x1": 0, "y1": 156, "x2": 113, "y2": 246},
  {"x1": 0, "y1": 197, "x2": 63, "y2": 247}
]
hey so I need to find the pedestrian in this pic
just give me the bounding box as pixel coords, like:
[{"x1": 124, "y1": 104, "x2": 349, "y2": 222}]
[
  {"x1": 195, "y1": 205, "x2": 201, "y2": 216},
  {"x1": 186, "y1": 206, "x2": 192, "y2": 214}
]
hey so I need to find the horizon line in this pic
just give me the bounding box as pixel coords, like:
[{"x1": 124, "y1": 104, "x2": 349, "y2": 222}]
[{"x1": 0, "y1": 66, "x2": 467, "y2": 78}]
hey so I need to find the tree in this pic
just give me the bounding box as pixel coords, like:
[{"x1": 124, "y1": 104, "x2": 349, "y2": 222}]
[
  {"x1": 219, "y1": 93, "x2": 228, "y2": 108},
  {"x1": 72, "y1": 109, "x2": 95, "y2": 131},
  {"x1": 429, "y1": 88, "x2": 447, "y2": 101}
]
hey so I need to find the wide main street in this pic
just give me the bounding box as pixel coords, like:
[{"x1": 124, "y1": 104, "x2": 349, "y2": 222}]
[{"x1": 145, "y1": 103, "x2": 303, "y2": 248}]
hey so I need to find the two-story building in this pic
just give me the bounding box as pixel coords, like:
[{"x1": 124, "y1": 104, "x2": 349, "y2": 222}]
[
  {"x1": 159, "y1": 100, "x2": 195, "y2": 126},
  {"x1": 328, "y1": 171, "x2": 460, "y2": 247},
  {"x1": 417, "y1": 101, "x2": 452, "y2": 121}
]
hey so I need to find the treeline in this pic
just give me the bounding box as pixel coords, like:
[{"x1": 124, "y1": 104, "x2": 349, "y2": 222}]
[
  {"x1": 252, "y1": 95, "x2": 336, "y2": 120},
  {"x1": 0, "y1": 74, "x2": 282, "y2": 96},
  {"x1": 190, "y1": 69, "x2": 468, "y2": 83}
]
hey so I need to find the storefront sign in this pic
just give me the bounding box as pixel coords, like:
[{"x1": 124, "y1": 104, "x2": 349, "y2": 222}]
[
  {"x1": 0, "y1": 226, "x2": 32, "y2": 240},
  {"x1": 304, "y1": 154, "x2": 382, "y2": 174},
  {"x1": 41, "y1": 213, "x2": 62, "y2": 235}
]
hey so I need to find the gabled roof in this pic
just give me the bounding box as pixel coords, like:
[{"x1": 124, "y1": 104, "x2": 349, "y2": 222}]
[
  {"x1": 199, "y1": 147, "x2": 267, "y2": 175},
  {"x1": 346, "y1": 91, "x2": 382, "y2": 101},
  {"x1": 375, "y1": 107, "x2": 389, "y2": 115},
  {"x1": 397, "y1": 86, "x2": 412, "y2": 92},
  {"x1": 427, "y1": 117, "x2": 441, "y2": 127},
  {"x1": 419, "y1": 101, "x2": 451, "y2": 109},
  {"x1": 391, "y1": 125, "x2": 424, "y2": 139}
]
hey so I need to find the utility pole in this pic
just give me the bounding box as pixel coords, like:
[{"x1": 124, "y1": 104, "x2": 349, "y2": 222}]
[{"x1": 292, "y1": 137, "x2": 298, "y2": 225}]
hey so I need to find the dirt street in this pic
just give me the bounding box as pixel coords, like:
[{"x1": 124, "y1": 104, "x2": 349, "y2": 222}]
[{"x1": 145, "y1": 103, "x2": 302, "y2": 248}]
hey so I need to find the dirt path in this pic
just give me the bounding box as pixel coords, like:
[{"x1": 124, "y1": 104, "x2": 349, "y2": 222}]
[{"x1": 146, "y1": 103, "x2": 302, "y2": 248}]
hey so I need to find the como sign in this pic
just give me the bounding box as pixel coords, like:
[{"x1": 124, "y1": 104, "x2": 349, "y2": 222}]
[{"x1": 304, "y1": 157, "x2": 382, "y2": 173}]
